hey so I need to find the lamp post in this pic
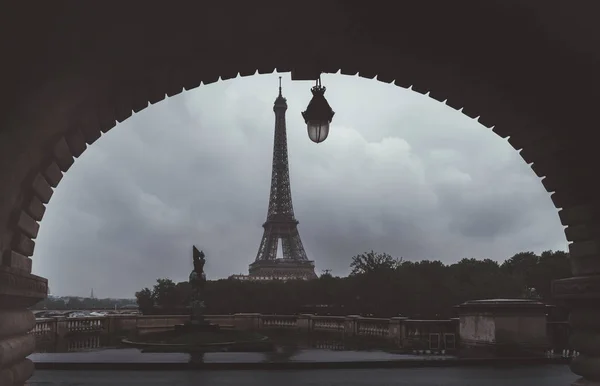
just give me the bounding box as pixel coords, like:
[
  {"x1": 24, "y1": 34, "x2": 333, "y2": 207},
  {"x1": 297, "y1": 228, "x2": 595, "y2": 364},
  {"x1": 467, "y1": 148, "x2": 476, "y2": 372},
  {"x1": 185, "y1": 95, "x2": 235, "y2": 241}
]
[{"x1": 301, "y1": 76, "x2": 335, "y2": 143}]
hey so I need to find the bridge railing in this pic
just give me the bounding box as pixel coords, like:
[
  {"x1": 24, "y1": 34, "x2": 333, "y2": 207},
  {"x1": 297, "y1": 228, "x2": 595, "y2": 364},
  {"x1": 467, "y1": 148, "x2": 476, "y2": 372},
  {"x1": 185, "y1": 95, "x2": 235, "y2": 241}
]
[
  {"x1": 32, "y1": 318, "x2": 55, "y2": 336},
  {"x1": 355, "y1": 317, "x2": 390, "y2": 337},
  {"x1": 31, "y1": 316, "x2": 107, "y2": 337},
  {"x1": 65, "y1": 316, "x2": 105, "y2": 333},
  {"x1": 261, "y1": 314, "x2": 298, "y2": 329},
  {"x1": 311, "y1": 315, "x2": 345, "y2": 332},
  {"x1": 31, "y1": 313, "x2": 444, "y2": 348},
  {"x1": 32, "y1": 312, "x2": 571, "y2": 354}
]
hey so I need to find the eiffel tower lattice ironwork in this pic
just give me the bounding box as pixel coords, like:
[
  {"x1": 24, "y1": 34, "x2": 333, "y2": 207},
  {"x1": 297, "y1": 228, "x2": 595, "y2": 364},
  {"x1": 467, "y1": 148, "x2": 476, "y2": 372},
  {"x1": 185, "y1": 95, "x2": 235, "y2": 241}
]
[{"x1": 249, "y1": 78, "x2": 317, "y2": 280}]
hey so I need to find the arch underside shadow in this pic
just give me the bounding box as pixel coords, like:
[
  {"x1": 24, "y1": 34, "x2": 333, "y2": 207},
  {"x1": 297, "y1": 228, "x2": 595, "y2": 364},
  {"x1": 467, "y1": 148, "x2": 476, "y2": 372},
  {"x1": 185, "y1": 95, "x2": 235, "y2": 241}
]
[
  {"x1": 1, "y1": 2, "x2": 600, "y2": 383},
  {"x1": 2, "y1": 2, "x2": 599, "y2": 275}
]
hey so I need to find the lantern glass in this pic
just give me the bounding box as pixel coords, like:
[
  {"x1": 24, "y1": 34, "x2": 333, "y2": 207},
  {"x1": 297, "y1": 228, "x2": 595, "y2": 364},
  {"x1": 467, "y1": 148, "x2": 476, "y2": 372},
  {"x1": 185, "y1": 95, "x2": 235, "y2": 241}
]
[{"x1": 307, "y1": 120, "x2": 330, "y2": 143}]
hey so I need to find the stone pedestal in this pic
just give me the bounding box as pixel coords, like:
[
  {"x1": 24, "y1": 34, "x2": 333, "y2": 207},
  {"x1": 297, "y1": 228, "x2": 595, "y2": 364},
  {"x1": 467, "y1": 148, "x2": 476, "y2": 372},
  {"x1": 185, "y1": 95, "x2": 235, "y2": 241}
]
[
  {"x1": 296, "y1": 314, "x2": 313, "y2": 331},
  {"x1": 233, "y1": 313, "x2": 262, "y2": 331},
  {"x1": 55, "y1": 318, "x2": 68, "y2": 339},
  {"x1": 0, "y1": 266, "x2": 47, "y2": 385},
  {"x1": 455, "y1": 299, "x2": 550, "y2": 358},
  {"x1": 389, "y1": 316, "x2": 408, "y2": 341},
  {"x1": 343, "y1": 315, "x2": 360, "y2": 336}
]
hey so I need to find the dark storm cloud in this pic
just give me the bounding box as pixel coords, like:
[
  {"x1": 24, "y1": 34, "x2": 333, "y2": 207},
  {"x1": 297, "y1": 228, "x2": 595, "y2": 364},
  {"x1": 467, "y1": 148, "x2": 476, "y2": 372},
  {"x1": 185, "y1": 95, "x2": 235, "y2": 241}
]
[{"x1": 33, "y1": 74, "x2": 567, "y2": 298}]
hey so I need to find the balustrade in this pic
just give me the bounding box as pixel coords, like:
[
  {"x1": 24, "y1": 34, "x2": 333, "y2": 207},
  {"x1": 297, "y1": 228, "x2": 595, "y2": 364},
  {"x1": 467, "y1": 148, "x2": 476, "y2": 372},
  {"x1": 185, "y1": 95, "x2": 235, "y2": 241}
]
[
  {"x1": 66, "y1": 317, "x2": 105, "y2": 333},
  {"x1": 356, "y1": 317, "x2": 390, "y2": 337},
  {"x1": 31, "y1": 313, "x2": 571, "y2": 356},
  {"x1": 313, "y1": 341, "x2": 345, "y2": 351},
  {"x1": 31, "y1": 316, "x2": 105, "y2": 338},
  {"x1": 67, "y1": 336, "x2": 101, "y2": 352},
  {"x1": 261, "y1": 315, "x2": 298, "y2": 329},
  {"x1": 312, "y1": 316, "x2": 345, "y2": 332},
  {"x1": 31, "y1": 318, "x2": 54, "y2": 336}
]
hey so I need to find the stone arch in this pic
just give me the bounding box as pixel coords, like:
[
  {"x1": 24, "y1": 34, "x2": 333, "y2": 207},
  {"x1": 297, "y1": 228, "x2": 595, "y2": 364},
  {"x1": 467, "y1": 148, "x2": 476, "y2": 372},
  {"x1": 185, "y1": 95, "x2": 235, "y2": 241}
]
[
  {"x1": 2, "y1": 62, "x2": 591, "y2": 276},
  {"x1": 0, "y1": 67, "x2": 553, "y2": 268},
  {"x1": 1, "y1": 2, "x2": 600, "y2": 384},
  {"x1": 3, "y1": 3, "x2": 598, "y2": 273}
]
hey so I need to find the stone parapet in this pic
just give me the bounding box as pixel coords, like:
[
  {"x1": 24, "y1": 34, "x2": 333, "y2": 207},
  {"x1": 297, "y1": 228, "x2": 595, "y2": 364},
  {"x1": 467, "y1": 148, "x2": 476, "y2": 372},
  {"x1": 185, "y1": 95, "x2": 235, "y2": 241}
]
[
  {"x1": 233, "y1": 313, "x2": 262, "y2": 330},
  {"x1": 455, "y1": 299, "x2": 550, "y2": 358},
  {"x1": 553, "y1": 275, "x2": 600, "y2": 301}
]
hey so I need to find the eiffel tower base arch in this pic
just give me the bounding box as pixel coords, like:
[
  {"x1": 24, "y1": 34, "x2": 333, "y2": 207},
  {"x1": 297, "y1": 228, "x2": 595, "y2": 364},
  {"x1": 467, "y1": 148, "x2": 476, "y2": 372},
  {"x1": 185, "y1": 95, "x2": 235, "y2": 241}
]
[{"x1": 249, "y1": 259, "x2": 318, "y2": 281}]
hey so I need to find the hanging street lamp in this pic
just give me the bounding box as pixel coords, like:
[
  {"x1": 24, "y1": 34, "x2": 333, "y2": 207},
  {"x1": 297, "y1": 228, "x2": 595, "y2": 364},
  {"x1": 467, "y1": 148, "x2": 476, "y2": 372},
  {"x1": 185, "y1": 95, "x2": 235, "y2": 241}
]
[{"x1": 301, "y1": 76, "x2": 335, "y2": 143}]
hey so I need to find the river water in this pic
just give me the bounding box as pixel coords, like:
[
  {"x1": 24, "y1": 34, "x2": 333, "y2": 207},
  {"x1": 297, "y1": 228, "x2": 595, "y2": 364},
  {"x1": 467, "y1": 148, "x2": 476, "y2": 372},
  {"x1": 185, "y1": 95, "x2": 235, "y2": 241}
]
[
  {"x1": 32, "y1": 330, "x2": 456, "y2": 363},
  {"x1": 29, "y1": 331, "x2": 577, "y2": 386},
  {"x1": 30, "y1": 367, "x2": 579, "y2": 386}
]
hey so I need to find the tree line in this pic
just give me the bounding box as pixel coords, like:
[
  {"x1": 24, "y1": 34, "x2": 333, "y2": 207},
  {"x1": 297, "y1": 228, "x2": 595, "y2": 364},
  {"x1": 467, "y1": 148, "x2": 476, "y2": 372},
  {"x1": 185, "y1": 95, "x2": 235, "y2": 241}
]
[{"x1": 135, "y1": 250, "x2": 571, "y2": 319}]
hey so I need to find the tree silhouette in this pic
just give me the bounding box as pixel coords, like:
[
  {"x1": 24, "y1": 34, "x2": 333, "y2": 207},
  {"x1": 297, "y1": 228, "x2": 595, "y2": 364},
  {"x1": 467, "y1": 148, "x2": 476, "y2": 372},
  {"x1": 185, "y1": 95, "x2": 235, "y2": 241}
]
[
  {"x1": 128, "y1": 250, "x2": 571, "y2": 319},
  {"x1": 350, "y1": 251, "x2": 401, "y2": 276}
]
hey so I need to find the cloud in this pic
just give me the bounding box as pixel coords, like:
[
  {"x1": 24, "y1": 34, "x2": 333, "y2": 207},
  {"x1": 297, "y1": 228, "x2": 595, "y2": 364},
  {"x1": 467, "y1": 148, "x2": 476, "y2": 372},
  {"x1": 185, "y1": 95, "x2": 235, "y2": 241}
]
[{"x1": 32, "y1": 73, "x2": 567, "y2": 298}]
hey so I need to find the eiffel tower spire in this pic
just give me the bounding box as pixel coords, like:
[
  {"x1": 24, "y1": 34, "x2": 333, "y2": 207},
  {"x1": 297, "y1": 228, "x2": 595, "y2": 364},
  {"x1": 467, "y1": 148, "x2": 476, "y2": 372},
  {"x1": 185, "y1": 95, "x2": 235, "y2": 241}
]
[{"x1": 249, "y1": 78, "x2": 317, "y2": 280}]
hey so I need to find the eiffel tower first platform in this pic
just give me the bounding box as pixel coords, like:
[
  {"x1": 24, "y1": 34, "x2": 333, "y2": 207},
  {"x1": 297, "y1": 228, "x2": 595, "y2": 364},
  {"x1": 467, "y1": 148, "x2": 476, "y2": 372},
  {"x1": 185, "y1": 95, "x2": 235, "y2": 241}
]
[{"x1": 248, "y1": 78, "x2": 317, "y2": 281}]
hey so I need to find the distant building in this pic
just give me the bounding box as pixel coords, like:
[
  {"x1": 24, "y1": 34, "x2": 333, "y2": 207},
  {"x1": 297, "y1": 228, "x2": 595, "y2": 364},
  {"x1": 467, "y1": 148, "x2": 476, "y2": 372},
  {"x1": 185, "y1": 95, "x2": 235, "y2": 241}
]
[{"x1": 120, "y1": 304, "x2": 139, "y2": 310}]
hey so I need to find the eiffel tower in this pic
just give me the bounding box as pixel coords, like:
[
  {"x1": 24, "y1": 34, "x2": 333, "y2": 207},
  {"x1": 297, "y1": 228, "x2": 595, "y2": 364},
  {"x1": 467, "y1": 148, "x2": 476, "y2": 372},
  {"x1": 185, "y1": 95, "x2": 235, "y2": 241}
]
[{"x1": 248, "y1": 77, "x2": 317, "y2": 280}]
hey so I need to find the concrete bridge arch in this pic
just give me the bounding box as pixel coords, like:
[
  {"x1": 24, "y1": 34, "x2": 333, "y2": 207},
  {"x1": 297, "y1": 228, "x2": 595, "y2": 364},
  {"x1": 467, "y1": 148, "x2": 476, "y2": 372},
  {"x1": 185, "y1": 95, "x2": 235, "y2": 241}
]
[{"x1": 0, "y1": 1, "x2": 599, "y2": 384}]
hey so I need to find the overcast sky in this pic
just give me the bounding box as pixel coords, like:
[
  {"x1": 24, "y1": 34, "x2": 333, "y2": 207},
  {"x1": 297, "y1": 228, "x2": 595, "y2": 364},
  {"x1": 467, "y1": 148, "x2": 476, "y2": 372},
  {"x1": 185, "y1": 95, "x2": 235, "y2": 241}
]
[{"x1": 32, "y1": 73, "x2": 568, "y2": 298}]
